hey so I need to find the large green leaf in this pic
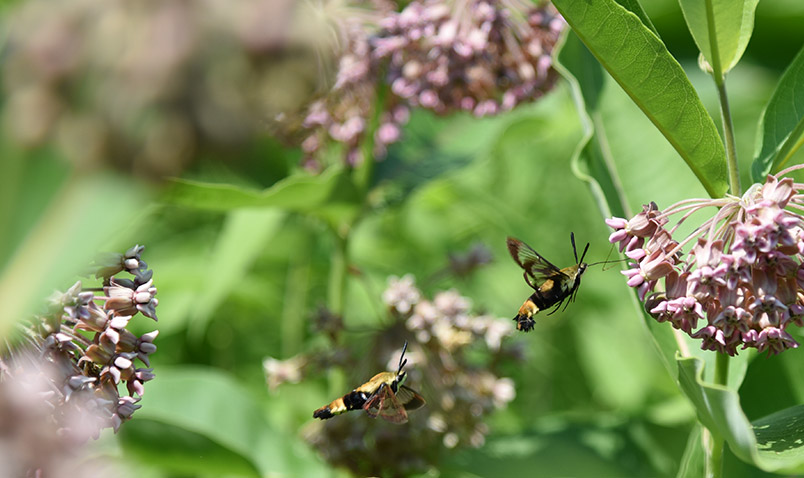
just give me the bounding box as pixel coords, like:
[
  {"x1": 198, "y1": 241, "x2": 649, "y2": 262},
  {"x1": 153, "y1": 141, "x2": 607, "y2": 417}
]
[
  {"x1": 751, "y1": 44, "x2": 804, "y2": 181},
  {"x1": 614, "y1": 0, "x2": 658, "y2": 37},
  {"x1": 556, "y1": 30, "x2": 627, "y2": 220},
  {"x1": 0, "y1": 173, "x2": 146, "y2": 339},
  {"x1": 551, "y1": 0, "x2": 729, "y2": 198},
  {"x1": 676, "y1": 425, "x2": 704, "y2": 478},
  {"x1": 752, "y1": 404, "x2": 804, "y2": 471},
  {"x1": 187, "y1": 209, "x2": 286, "y2": 340},
  {"x1": 677, "y1": 356, "x2": 804, "y2": 472},
  {"x1": 678, "y1": 0, "x2": 759, "y2": 76},
  {"x1": 163, "y1": 166, "x2": 361, "y2": 227},
  {"x1": 120, "y1": 419, "x2": 260, "y2": 476},
  {"x1": 123, "y1": 366, "x2": 305, "y2": 477}
]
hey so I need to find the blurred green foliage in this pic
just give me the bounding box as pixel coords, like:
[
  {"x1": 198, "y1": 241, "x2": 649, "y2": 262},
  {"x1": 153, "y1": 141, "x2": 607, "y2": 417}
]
[{"x1": 3, "y1": 0, "x2": 804, "y2": 477}]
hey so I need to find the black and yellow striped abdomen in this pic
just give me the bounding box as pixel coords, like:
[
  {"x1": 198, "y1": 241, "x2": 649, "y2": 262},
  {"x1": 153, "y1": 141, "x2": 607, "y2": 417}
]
[{"x1": 313, "y1": 372, "x2": 396, "y2": 420}]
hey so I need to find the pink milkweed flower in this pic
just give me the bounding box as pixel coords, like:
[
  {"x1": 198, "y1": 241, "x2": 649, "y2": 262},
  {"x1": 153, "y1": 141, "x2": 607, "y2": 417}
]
[{"x1": 607, "y1": 168, "x2": 804, "y2": 355}]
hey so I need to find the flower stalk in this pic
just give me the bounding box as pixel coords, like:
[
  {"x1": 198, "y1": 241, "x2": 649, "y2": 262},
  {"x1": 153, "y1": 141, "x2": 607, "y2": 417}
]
[
  {"x1": 708, "y1": 55, "x2": 739, "y2": 476},
  {"x1": 327, "y1": 233, "x2": 349, "y2": 318},
  {"x1": 718, "y1": 80, "x2": 741, "y2": 197}
]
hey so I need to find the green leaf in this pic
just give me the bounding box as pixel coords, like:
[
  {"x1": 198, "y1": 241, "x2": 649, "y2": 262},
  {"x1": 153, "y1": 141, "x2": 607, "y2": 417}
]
[
  {"x1": 551, "y1": 0, "x2": 729, "y2": 198},
  {"x1": 188, "y1": 209, "x2": 286, "y2": 340},
  {"x1": 0, "y1": 173, "x2": 147, "y2": 338},
  {"x1": 676, "y1": 425, "x2": 704, "y2": 478},
  {"x1": 555, "y1": 30, "x2": 627, "y2": 220},
  {"x1": 751, "y1": 44, "x2": 804, "y2": 181},
  {"x1": 614, "y1": 0, "x2": 659, "y2": 37},
  {"x1": 677, "y1": 356, "x2": 804, "y2": 472},
  {"x1": 120, "y1": 419, "x2": 260, "y2": 476},
  {"x1": 125, "y1": 366, "x2": 296, "y2": 477},
  {"x1": 163, "y1": 166, "x2": 361, "y2": 226},
  {"x1": 677, "y1": 0, "x2": 759, "y2": 76},
  {"x1": 752, "y1": 404, "x2": 804, "y2": 472}
]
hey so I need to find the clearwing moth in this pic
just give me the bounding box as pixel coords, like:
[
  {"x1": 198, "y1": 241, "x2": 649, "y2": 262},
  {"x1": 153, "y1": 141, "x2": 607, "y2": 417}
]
[{"x1": 313, "y1": 342, "x2": 425, "y2": 423}]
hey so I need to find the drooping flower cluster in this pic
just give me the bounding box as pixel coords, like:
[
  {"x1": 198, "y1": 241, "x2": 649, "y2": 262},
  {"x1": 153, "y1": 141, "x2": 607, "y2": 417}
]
[
  {"x1": 0, "y1": 361, "x2": 126, "y2": 478},
  {"x1": 296, "y1": 0, "x2": 565, "y2": 169},
  {"x1": 1, "y1": 244, "x2": 159, "y2": 462},
  {"x1": 606, "y1": 171, "x2": 804, "y2": 356},
  {"x1": 376, "y1": 0, "x2": 564, "y2": 116},
  {"x1": 266, "y1": 274, "x2": 518, "y2": 476},
  {"x1": 2, "y1": 0, "x2": 333, "y2": 177},
  {"x1": 298, "y1": 1, "x2": 406, "y2": 169}
]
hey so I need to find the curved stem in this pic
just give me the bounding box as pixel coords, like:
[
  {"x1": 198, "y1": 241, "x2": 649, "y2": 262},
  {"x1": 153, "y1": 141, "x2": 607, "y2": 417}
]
[{"x1": 705, "y1": 352, "x2": 730, "y2": 478}]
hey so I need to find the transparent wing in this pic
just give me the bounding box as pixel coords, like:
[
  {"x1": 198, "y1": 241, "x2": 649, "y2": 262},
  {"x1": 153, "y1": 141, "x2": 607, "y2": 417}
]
[
  {"x1": 506, "y1": 237, "x2": 565, "y2": 281},
  {"x1": 364, "y1": 384, "x2": 409, "y2": 424},
  {"x1": 396, "y1": 385, "x2": 426, "y2": 411}
]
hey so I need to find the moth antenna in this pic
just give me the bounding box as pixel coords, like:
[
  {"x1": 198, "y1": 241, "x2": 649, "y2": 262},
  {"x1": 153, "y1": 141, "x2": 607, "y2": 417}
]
[
  {"x1": 398, "y1": 341, "x2": 409, "y2": 374},
  {"x1": 570, "y1": 232, "x2": 579, "y2": 263},
  {"x1": 579, "y1": 242, "x2": 590, "y2": 264}
]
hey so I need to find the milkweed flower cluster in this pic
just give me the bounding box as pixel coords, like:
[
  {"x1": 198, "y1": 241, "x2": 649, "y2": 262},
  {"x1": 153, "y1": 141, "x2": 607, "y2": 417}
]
[
  {"x1": 0, "y1": 363, "x2": 126, "y2": 478},
  {"x1": 297, "y1": 0, "x2": 565, "y2": 169},
  {"x1": 606, "y1": 171, "x2": 804, "y2": 356},
  {"x1": 375, "y1": 0, "x2": 564, "y2": 116},
  {"x1": 386, "y1": 274, "x2": 512, "y2": 351},
  {"x1": 298, "y1": 1, "x2": 404, "y2": 169},
  {"x1": 0, "y1": 244, "x2": 159, "y2": 468},
  {"x1": 270, "y1": 272, "x2": 519, "y2": 476}
]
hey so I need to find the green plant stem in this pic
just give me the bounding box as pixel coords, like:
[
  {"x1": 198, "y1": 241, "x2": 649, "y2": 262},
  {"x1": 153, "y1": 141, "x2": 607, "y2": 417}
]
[
  {"x1": 281, "y1": 253, "x2": 311, "y2": 358},
  {"x1": 703, "y1": 0, "x2": 739, "y2": 196},
  {"x1": 714, "y1": 349, "x2": 730, "y2": 386},
  {"x1": 704, "y1": 0, "x2": 724, "y2": 79},
  {"x1": 705, "y1": 15, "x2": 737, "y2": 468},
  {"x1": 327, "y1": 233, "x2": 348, "y2": 318},
  {"x1": 327, "y1": 82, "x2": 387, "y2": 321},
  {"x1": 703, "y1": 3, "x2": 736, "y2": 468},
  {"x1": 704, "y1": 426, "x2": 724, "y2": 478},
  {"x1": 717, "y1": 80, "x2": 741, "y2": 195},
  {"x1": 704, "y1": 352, "x2": 730, "y2": 478},
  {"x1": 355, "y1": 82, "x2": 387, "y2": 196}
]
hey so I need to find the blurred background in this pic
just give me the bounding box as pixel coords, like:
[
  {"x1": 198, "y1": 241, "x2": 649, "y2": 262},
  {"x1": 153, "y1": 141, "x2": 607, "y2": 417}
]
[{"x1": 1, "y1": 0, "x2": 804, "y2": 476}]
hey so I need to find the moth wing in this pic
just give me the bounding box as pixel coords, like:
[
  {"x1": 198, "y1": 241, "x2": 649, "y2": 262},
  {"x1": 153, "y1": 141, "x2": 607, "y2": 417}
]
[
  {"x1": 506, "y1": 238, "x2": 565, "y2": 281},
  {"x1": 396, "y1": 385, "x2": 426, "y2": 411},
  {"x1": 364, "y1": 384, "x2": 409, "y2": 424}
]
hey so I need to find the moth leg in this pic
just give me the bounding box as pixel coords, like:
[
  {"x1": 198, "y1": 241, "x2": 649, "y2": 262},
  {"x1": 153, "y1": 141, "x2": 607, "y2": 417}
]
[
  {"x1": 363, "y1": 383, "x2": 386, "y2": 419},
  {"x1": 547, "y1": 299, "x2": 565, "y2": 316},
  {"x1": 523, "y1": 271, "x2": 539, "y2": 291}
]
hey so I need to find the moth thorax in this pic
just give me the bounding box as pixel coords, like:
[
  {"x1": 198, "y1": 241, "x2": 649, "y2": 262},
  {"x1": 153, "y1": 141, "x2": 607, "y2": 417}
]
[{"x1": 392, "y1": 371, "x2": 407, "y2": 391}]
